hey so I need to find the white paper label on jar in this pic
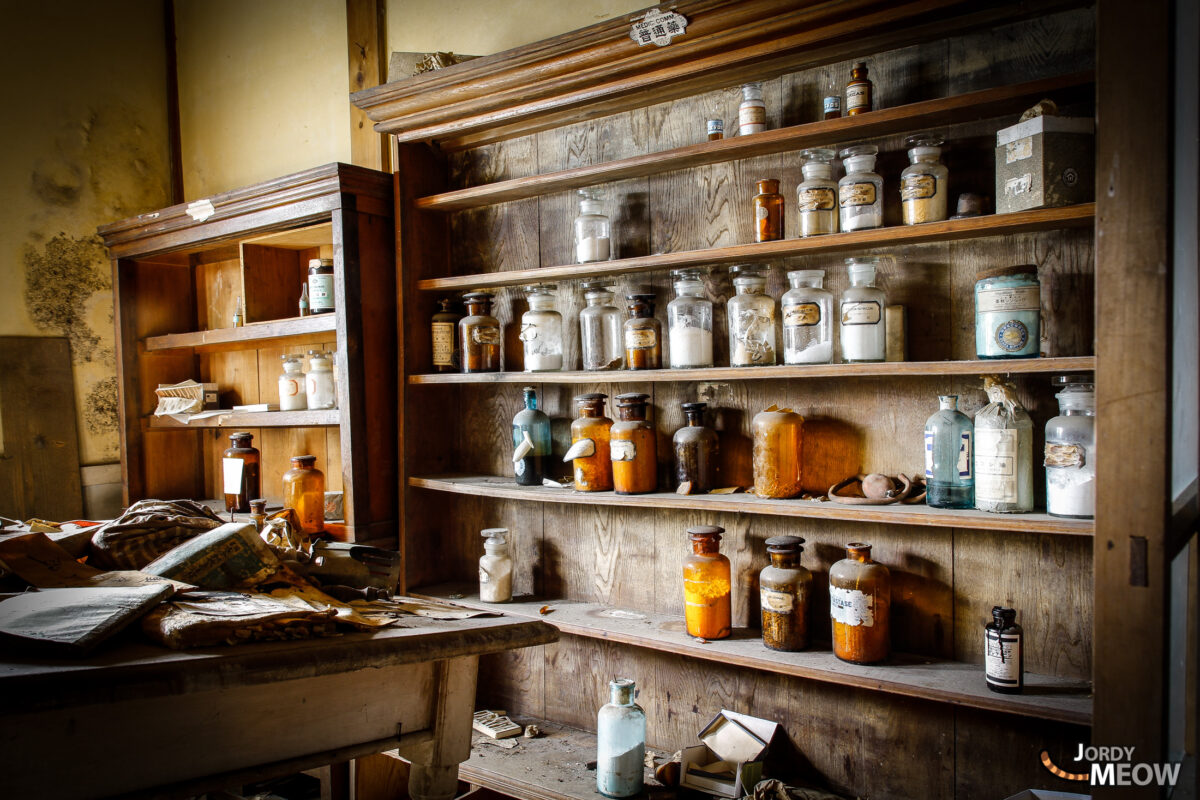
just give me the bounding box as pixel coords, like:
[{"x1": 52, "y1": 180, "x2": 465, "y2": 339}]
[
  {"x1": 1045, "y1": 441, "x2": 1085, "y2": 469},
  {"x1": 985, "y1": 631, "x2": 1022, "y2": 685},
  {"x1": 514, "y1": 458, "x2": 526, "y2": 476},
  {"x1": 222, "y1": 458, "x2": 245, "y2": 496},
  {"x1": 755, "y1": 205, "x2": 769, "y2": 220},
  {"x1": 309, "y1": 274, "x2": 335, "y2": 311},
  {"x1": 840, "y1": 300, "x2": 881, "y2": 325},
  {"x1": 830, "y1": 585, "x2": 874, "y2": 627},
  {"x1": 976, "y1": 286, "x2": 1039, "y2": 313},
  {"x1": 958, "y1": 431, "x2": 973, "y2": 478},
  {"x1": 610, "y1": 439, "x2": 637, "y2": 462},
  {"x1": 783, "y1": 302, "x2": 821, "y2": 328},
  {"x1": 1006, "y1": 136, "x2": 1033, "y2": 163},
  {"x1": 625, "y1": 327, "x2": 657, "y2": 350},
  {"x1": 901, "y1": 173, "x2": 937, "y2": 201},
  {"x1": 761, "y1": 587, "x2": 794, "y2": 614},
  {"x1": 798, "y1": 187, "x2": 837, "y2": 211},
  {"x1": 975, "y1": 427, "x2": 1018, "y2": 502},
  {"x1": 432, "y1": 322, "x2": 455, "y2": 365},
  {"x1": 839, "y1": 182, "x2": 877, "y2": 208},
  {"x1": 924, "y1": 430, "x2": 935, "y2": 478},
  {"x1": 845, "y1": 84, "x2": 869, "y2": 111},
  {"x1": 739, "y1": 104, "x2": 765, "y2": 128}
]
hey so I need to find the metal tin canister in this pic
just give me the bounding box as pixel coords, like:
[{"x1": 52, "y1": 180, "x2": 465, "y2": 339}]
[{"x1": 974, "y1": 265, "x2": 1040, "y2": 359}]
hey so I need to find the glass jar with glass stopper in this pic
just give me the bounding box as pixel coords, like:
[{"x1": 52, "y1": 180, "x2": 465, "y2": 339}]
[
  {"x1": 624, "y1": 293, "x2": 662, "y2": 370},
  {"x1": 520, "y1": 284, "x2": 563, "y2": 372},
  {"x1": 797, "y1": 148, "x2": 839, "y2": 237},
  {"x1": 512, "y1": 386, "x2": 551, "y2": 486},
  {"x1": 667, "y1": 269, "x2": 713, "y2": 368},
  {"x1": 222, "y1": 432, "x2": 260, "y2": 514},
  {"x1": 1045, "y1": 374, "x2": 1095, "y2": 519},
  {"x1": 278, "y1": 354, "x2": 308, "y2": 411},
  {"x1": 760, "y1": 535, "x2": 811, "y2": 652},
  {"x1": 839, "y1": 257, "x2": 886, "y2": 363},
  {"x1": 838, "y1": 144, "x2": 883, "y2": 231},
  {"x1": 580, "y1": 280, "x2": 624, "y2": 371},
  {"x1": 611, "y1": 393, "x2": 657, "y2": 494},
  {"x1": 683, "y1": 525, "x2": 732, "y2": 640},
  {"x1": 673, "y1": 401, "x2": 718, "y2": 493},
  {"x1": 830, "y1": 542, "x2": 890, "y2": 664},
  {"x1": 901, "y1": 134, "x2": 949, "y2": 225},
  {"x1": 567, "y1": 393, "x2": 613, "y2": 492},
  {"x1": 728, "y1": 267, "x2": 776, "y2": 367},
  {"x1": 574, "y1": 187, "x2": 611, "y2": 263},
  {"x1": 781, "y1": 269, "x2": 833, "y2": 364},
  {"x1": 459, "y1": 291, "x2": 501, "y2": 373},
  {"x1": 283, "y1": 454, "x2": 325, "y2": 536}
]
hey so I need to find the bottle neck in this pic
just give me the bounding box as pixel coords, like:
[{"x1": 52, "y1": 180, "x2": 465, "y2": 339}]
[
  {"x1": 484, "y1": 542, "x2": 509, "y2": 556},
  {"x1": 788, "y1": 278, "x2": 822, "y2": 290},
  {"x1": 848, "y1": 269, "x2": 877, "y2": 288},
  {"x1": 939, "y1": 397, "x2": 959, "y2": 411},
  {"x1": 801, "y1": 164, "x2": 833, "y2": 181},
  {"x1": 844, "y1": 156, "x2": 876, "y2": 174},
  {"x1": 610, "y1": 684, "x2": 635, "y2": 705},
  {"x1": 585, "y1": 292, "x2": 614, "y2": 307},
  {"x1": 524, "y1": 394, "x2": 538, "y2": 411},
  {"x1": 629, "y1": 305, "x2": 654, "y2": 319},
  {"x1": 675, "y1": 283, "x2": 705, "y2": 298},
  {"x1": 466, "y1": 302, "x2": 491, "y2": 316},
  {"x1": 528, "y1": 297, "x2": 555, "y2": 311},
  {"x1": 846, "y1": 546, "x2": 872, "y2": 562},
  {"x1": 769, "y1": 552, "x2": 800, "y2": 568},
  {"x1": 579, "y1": 405, "x2": 605, "y2": 418},
  {"x1": 616, "y1": 407, "x2": 646, "y2": 421},
  {"x1": 691, "y1": 539, "x2": 720, "y2": 555},
  {"x1": 578, "y1": 201, "x2": 604, "y2": 216},
  {"x1": 685, "y1": 411, "x2": 704, "y2": 427}
]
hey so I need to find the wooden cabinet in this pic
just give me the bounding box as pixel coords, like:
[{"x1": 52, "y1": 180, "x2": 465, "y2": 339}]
[{"x1": 99, "y1": 163, "x2": 397, "y2": 545}]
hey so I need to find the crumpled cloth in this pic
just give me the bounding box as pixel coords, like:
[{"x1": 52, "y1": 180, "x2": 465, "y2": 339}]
[
  {"x1": 752, "y1": 778, "x2": 853, "y2": 800},
  {"x1": 90, "y1": 499, "x2": 224, "y2": 570}
]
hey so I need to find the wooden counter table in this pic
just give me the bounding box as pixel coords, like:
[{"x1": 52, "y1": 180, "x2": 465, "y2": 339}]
[{"x1": 0, "y1": 613, "x2": 557, "y2": 800}]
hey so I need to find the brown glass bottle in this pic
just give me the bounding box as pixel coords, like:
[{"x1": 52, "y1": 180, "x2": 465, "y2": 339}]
[
  {"x1": 760, "y1": 535, "x2": 811, "y2": 652},
  {"x1": 673, "y1": 402, "x2": 718, "y2": 493},
  {"x1": 569, "y1": 393, "x2": 613, "y2": 492},
  {"x1": 829, "y1": 542, "x2": 890, "y2": 664},
  {"x1": 845, "y1": 61, "x2": 873, "y2": 115},
  {"x1": 222, "y1": 432, "x2": 260, "y2": 514},
  {"x1": 459, "y1": 291, "x2": 501, "y2": 373},
  {"x1": 754, "y1": 178, "x2": 784, "y2": 242},
  {"x1": 751, "y1": 407, "x2": 804, "y2": 498},
  {"x1": 682, "y1": 525, "x2": 731, "y2": 640},
  {"x1": 610, "y1": 393, "x2": 657, "y2": 494},
  {"x1": 624, "y1": 294, "x2": 662, "y2": 370},
  {"x1": 432, "y1": 298, "x2": 461, "y2": 372},
  {"x1": 283, "y1": 454, "x2": 326, "y2": 536}
]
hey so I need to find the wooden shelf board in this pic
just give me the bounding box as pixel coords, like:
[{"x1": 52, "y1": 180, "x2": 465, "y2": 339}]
[
  {"x1": 144, "y1": 315, "x2": 337, "y2": 352},
  {"x1": 146, "y1": 409, "x2": 340, "y2": 429},
  {"x1": 409, "y1": 475, "x2": 1093, "y2": 536},
  {"x1": 415, "y1": 205, "x2": 1095, "y2": 291},
  {"x1": 415, "y1": 72, "x2": 1093, "y2": 212},
  {"x1": 409, "y1": 356, "x2": 1095, "y2": 385},
  {"x1": 415, "y1": 585, "x2": 1093, "y2": 726}
]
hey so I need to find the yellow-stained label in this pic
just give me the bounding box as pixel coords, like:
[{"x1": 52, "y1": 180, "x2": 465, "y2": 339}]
[
  {"x1": 783, "y1": 302, "x2": 821, "y2": 328},
  {"x1": 839, "y1": 181, "x2": 877, "y2": 208}
]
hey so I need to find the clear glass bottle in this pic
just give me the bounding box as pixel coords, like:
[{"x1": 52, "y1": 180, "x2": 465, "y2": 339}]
[
  {"x1": 305, "y1": 350, "x2": 337, "y2": 409},
  {"x1": 840, "y1": 257, "x2": 886, "y2": 362},
  {"x1": 901, "y1": 135, "x2": 949, "y2": 225},
  {"x1": 845, "y1": 61, "x2": 873, "y2": 115},
  {"x1": 667, "y1": 270, "x2": 713, "y2": 368},
  {"x1": 459, "y1": 291, "x2": 501, "y2": 373},
  {"x1": 431, "y1": 298, "x2": 461, "y2": 373},
  {"x1": 975, "y1": 266, "x2": 1041, "y2": 359},
  {"x1": 232, "y1": 295, "x2": 244, "y2": 327},
  {"x1": 1045, "y1": 375, "x2": 1095, "y2": 519},
  {"x1": 580, "y1": 281, "x2": 625, "y2": 371},
  {"x1": 611, "y1": 393, "x2": 657, "y2": 494},
  {"x1": 797, "y1": 148, "x2": 839, "y2": 237},
  {"x1": 682, "y1": 525, "x2": 732, "y2": 640},
  {"x1": 830, "y1": 542, "x2": 890, "y2": 664},
  {"x1": 520, "y1": 284, "x2": 563, "y2": 372},
  {"x1": 596, "y1": 678, "x2": 646, "y2": 798},
  {"x1": 728, "y1": 269, "x2": 776, "y2": 367},
  {"x1": 283, "y1": 454, "x2": 325, "y2": 535},
  {"x1": 754, "y1": 178, "x2": 784, "y2": 242},
  {"x1": 568, "y1": 393, "x2": 613, "y2": 492},
  {"x1": 479, "y1": 528, "x2": 513, "y2": 603},
  {"x1": 278, "y1": 354, "x2": 308, "y2": 411},
  {"x1": 974, "y1": 378, "x2": 1035, "y2": 513},
  {"x1": 512, "y1": 386, "x2": 552, "y2": 487},
  {"x1": 673, "y1": 401, "x2": 718, "y2": 493},
  {"x1": 782, "y1": 269, "x2": 833, "y2": 364},
  {"x1": 738, "y1": 82, "x2": 765, "y2": 135},
  {"x1": 222, "y1": 432, "x2": 260, "y2": 514},
  {"x1": 574, "y1": 187, "x2": 611, "y2": 263},
  {"x1": 838, "y1": 144, "x2": 883, "y2": 231},
  {"x1": 624, "y1": 294, "x2": 662, "y2": 370},
  {"x1": 308, "y1": 257, "x2": 335, "y2": 314},
  {"x1": 985, "y1": 606, "x2": 1024, "y2": 694},
  {"x1": 822, "y1": 84, "x2": 842, "y2": 120},
  {"x1": 760, "y1": 535, "x2": 811, "y2": 652},
  {"x1": 752, "y1": 406, "x2": 804, "y2": 498},
  {"x1": 925, "y1": 395, "x2": 974, "y2": 509}
]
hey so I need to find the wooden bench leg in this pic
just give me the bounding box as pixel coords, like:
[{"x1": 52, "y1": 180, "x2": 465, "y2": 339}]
[{"x1": 407, "y1": 655, "x2": 478, "y2": 800}]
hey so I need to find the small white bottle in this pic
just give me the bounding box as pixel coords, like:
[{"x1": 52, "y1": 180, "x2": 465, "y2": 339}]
[
  {"x1": 574, "y1": 188, "x2": 611, "y2": 263},
  {"x1": 305, "y1": 350, "x2": 337, "y2": 410},
  {"x1": 839, "y1": 257, "x2": 886, "y2": 362},
  {"x1": 479, "y1": 528, "x2": 513, "y2": 603},
  {"x1": 738, "y1": 82, "x2": 766, "y2": 135},
  {"x1": 278, "y1": 354, "x2": 308, "y2": 411}
]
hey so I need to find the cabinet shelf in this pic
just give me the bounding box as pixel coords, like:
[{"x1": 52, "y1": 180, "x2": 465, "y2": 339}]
[
  {"x1": 409, "y1": 475, "x2": 1093, "y2": 536},
  {"x1": 415, "y1": 72, "x2": 1092, "y2": 213},
  {"x1": 414, "y1": 585, "x2": 1093, "y2": 726},
  {"x1": 146, "y1": 409, "x2": 340, "y2": 429},
  {"x1": 143, "y1": 315, "x2": 337, "y2": 352},
  {"x1": 415, "y1": 205, "x2": 1095, "y2": 292}
]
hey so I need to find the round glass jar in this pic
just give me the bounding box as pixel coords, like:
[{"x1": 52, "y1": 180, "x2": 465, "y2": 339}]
[
  {"x1": 667, "y1": 270, "x2": 713, "y2": 368},
  {"x1": 520, "y1": 284, "x2": 563, "y2": 372},
  {"x1": 974, "y1": 265, "x2": 1040, "y2": 359},
  {"x1": 796, "y1": 148, "x2": 839, "y2": 237},
  {"x1": 838, "y1": 144, "x2": 883, "y2": 231},
  {"x1": 900, "y1": 135, "x2": 948, "y2": 225},
  {"x1": 781, "y1": 269, "x2": 833, "y2": 364}
]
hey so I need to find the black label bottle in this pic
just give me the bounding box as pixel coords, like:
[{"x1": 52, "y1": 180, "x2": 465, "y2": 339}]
[{"x1": 985, "y1": 606, "x2": 1024, "y2": 693}]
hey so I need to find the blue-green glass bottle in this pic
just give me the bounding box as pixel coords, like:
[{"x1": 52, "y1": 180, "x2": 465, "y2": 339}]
[
  {"x1": 512, "y1": 386, "x2": 551, "y2": 486},
  {"x1": 924, "y1": 394, "x2": 973, "y2": 508}
]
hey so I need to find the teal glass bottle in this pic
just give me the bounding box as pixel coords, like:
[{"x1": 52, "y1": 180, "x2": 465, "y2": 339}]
[
  {"x1": 924, "y1": 394, "x2": 974, "y2": 508},
  {"x1": 512, "y1": 386, "x2": 551, "y2": 486}
]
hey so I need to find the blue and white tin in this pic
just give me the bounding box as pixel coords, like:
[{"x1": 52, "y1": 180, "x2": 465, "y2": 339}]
[{"x1": 974, "y1": 265, "x2": 1040, "y2": 359}]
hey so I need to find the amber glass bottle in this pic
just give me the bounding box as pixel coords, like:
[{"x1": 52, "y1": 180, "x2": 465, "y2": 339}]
[
  {"x1": 623, "y1": 294, "x2": 662, "y2": 370},
  {"x1": 751, "y1": 407, "x2": 804, "y2": 498},
  {"x1": 283, "y1": 454, "x2": 326, "y2": 536},
  {"x1": 829, "y1": 542, "x2": 890, "y2": 664},
  {"x1": 760, "y1": 535, "x2": 811, "y2": 652},
  {"x1": 683, "y1": 525, "x2": 732, "y2": 640},
  {"x1": 845, "y1": 61, "x2": 873, "y2": 115},
  {"x1": 611, "y1": 393, "x2": 657, "y2": 494},
  {"x1": 753, "y1": 178, "x2": 784, "y2": 242},
  {"x1": 569, "y1": 393, "x2": 613, "y2": 492},
  {"x1": 431, "y1": 298, "x2": 461, "y2": 372},
  {"x1": 459, "y1": 291, "x2": 501, "y2": 373},
  {"x1": 673, "y1": 402, "x2": 718, "y2": 493},
  {"x1": 222, "y1": 432, "x2": 260, "y2": 514}
]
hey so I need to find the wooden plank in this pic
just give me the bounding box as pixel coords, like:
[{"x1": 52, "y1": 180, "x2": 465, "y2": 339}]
[
  {"x1": 147, "y1": 409, "x2": 340, "y2": 429},
  {"x1": 144, "y1": 314, "x2": 337, "y2": 352},
  {"x1": 346, "y1": 0, "x2": 389, "y2": 172}
]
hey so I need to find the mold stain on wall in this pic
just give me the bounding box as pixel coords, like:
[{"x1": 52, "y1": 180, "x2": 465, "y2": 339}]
[{"x1": 23, "y1": 232, "x2": 112, "y2": 365}]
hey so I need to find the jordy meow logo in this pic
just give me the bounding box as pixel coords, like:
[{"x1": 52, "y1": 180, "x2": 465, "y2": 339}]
[{"x1": 1041, "y1": 745, "x2": 1181, "y2": 788}]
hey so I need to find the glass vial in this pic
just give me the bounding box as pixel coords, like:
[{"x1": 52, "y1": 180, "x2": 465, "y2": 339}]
[
  {"x1": 673, "y1": 401, "x2": 718, "y2": 493},
  {"x1": 460, "y1": 291, "x2": 501, "y2": 373},
  {"x1": 974, "y1": 378, "x2": 1035, "y2": 513},
  {"x1": 521, "y1": 284, "x2": 563, "y2": 372},
  {"x1": 782, "y1": 269, "x2": 833, "y2": 364},
  {"x1": 845, "y1": 61, "x2": 873, "y2": 115},
  {"x1": 838, "y1": 144, "x2": 883, "y2": 231},
  {"x1": 667, "y1": 270, "x2": 713, "y2": 368},
  {"x1": 901, "y1": 135, "x2": 949, "y2": 225},
  {"x1": 278, "y1": 354, "x2": 308, "y2": 411},
  {"x1": 575, "y1": 187, "x2": 611, "y2": 263},
  {"x1": 222, "y1": 432, "x2": 260, "y2": 514},
  {"x1": 754, "y1": 178, "x2": 784, "y2": 242},
  {"x1": 580, "y1": 281, "x2": 625, "y2": 371},
  {"x1": 232, "y1": 295, "x2": 244, "y2": 327},
  {"x1": 738, "y1": 82, "x2": 766, "y2": 135},
  {"x1": 249, "y1": 498, "x2": 268, "y2": 533},
  {"x1": 683, "y1": 525, "x2": 732, "y2": 640},
  {"x1": 283, "y1": 454, "x2": 325, "y2": 535},
  {"x1": 308, "y1": 258, "x2": 335, "y2": 314},
  {"x1": 752, "y1": 406, "x2": 804, "y2": 498},
  {"x1": 568, "y1": 393, "x2": 614, "y2": 492},
  {"x1": 479, "y1": 528, "x2": 513, "y2": 603},
  {"x1": 975, "y1": 266, "x2": 1041, "y2": 359},
  {"x1": 822, "y1": 91, "x2": 842, "y2": 120},
  {"x1": 298, "y1": 283, "x2": 310, "y2": 317},
  {"x1": 306, "y1": 350, "x2": 336, "y2": 410},
  {"x1": 512, "y1": 386, "x2": 552, "y2": 486},
  {"x1": 830, "y1": 542, "x2": 890, "y2": 664},
  {"x1": 925, "y1": 395, "x2": 974, "y2": 509},
  {"x1": 985, "y1": 606, "x2": 1024, "y2": 693},
  {"x1": 728, "y1": 269, "x2": 777, "y2": 366},
  {"x1": 1045, "y1": 375, "x2": 1096, "y2": 519},
  {"x1": 596, "y1": 678, "x2": 646, "y2": 798},
  {"x1": 797, "y1": 148, "x2": 839, "y2": 237},
  {"x1": 611, "y1": 393, "x2": 657, "y2": 494},
  {"x1": 706, "y1": 119, "x2": 724, "y2": 141},
  {"x1": 431, "y1": 298, "x2": 461, "y2": 373},
  {"x1": 624, "y1": 294, "x2": 662, "y2": 370},
  {"x1": 840, "y1": 257, "x2": 886, "y2": 363},
  {"x1": 760, "y1": 535, "x2": 811, "y2": 652}
]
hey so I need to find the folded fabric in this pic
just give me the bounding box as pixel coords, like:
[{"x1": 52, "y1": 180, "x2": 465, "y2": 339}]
[
  {"x1": 141, "y1": 590, "x2": 338, "y2": 649},
  {"x1": 90, "y1": 499, "x2": 224, "y2": 570}
]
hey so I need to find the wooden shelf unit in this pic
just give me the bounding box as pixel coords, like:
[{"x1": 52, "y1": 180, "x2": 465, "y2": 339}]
[
  {"x1": 146, "y1": 409, "x2": 340, "y2": 429},
  {"x1": 143, "y1": 314, "x2": 337, "y2": 352}
]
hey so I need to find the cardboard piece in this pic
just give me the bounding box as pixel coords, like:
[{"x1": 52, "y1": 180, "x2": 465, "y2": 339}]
[{"x1": 680, "y1": 709, "x2": 780, "y2": 797}]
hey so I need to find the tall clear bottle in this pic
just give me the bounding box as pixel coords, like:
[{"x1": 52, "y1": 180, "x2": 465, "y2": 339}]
[
  {"x1": 683, "y1": 525, "x2": 732, "y2": 639},
  {"x1": 479, "y1": 528, "x2": 513, "y2": 603},
  {"x1": 782, "y1": 269, "x2": 833, "y2": 364},
  {"x1": 667, "y1": 270, "x2": 713, "y2": 368},
  {"x1": 512, "y1": 387, "x2": 552, "y2": 486},
  {"x1": 1045, "y1": 375, "x2": 1095, "y2": 519},
  {"x1": 567, "y1": 393, "x2": 613, "y2": 491},
  {"x1": 574, "y1": 187, "x2": 611, "y2": 263},
  {"x1": 520, "y1": 284, "x2": 563, "y2": 371},
  {"x1": 840, "y1": 257, "x2": 886, "y2": 362},
  {"x1": 829, "y1": 542, "x2": 890, "y2": 664},
  {"x1": 924, "y1": 395, "x2": 974, "y2": 509},
  {"x1": 838, "y1": 144, "x2": 883, "y2": 231},
  {"x1": 797, "y1": 148, "x2": 839, "y2": 237},
  {"x1": 974, "y1": 377, "x2": 1034, "y2": 513},
  {"x1": 728, "y1": 269, "x2": 777, "y2": 366},
  {"x1": 580, "y1": 281, "x2": 624, "y2": 371},
  {"x1": 596, "y1": 678, "x2": 646, "y2": 798},
  {"x1": 673, "y1": 401, "x2": 718, "y2": 493}
]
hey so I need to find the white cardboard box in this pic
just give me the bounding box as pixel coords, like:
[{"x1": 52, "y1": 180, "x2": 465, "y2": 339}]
[{"x1": 679, "y1": 709, "x2": 780, "y2": 797}]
